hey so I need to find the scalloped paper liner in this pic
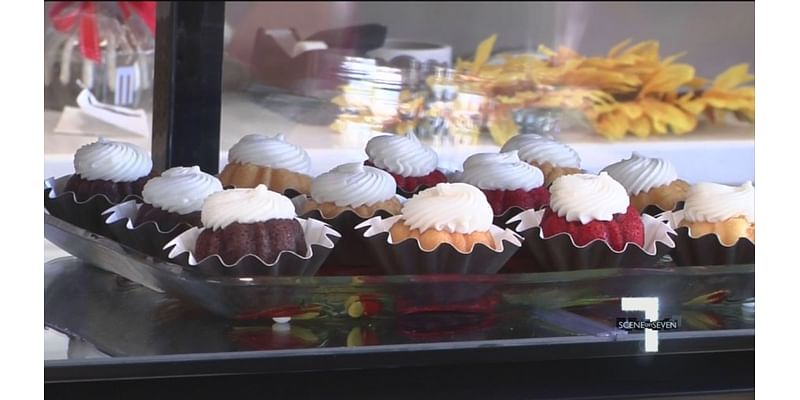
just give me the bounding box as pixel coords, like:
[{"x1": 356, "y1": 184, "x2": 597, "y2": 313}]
[
  {"x1": 165, "y1": 218, "x2": 341, "y2": 276},
  {"x1": 103, "y1": 200, "x2": 194, "y2": 260},
  {"x1": 294, "y1": 195, "x2": 406, "y2": 272},
  {"x1": 658, "y1": 210, "x2": 754, "y2": 266},
  {"x1": 354, "y1": 215, "x2": 523, "y2": 275},
  {"x1": 45, "y1": 175, "x2": 142, "y2": 239},
  {"x1": 507, "y1": 209, "x2": 676, "y2": 272},
  {"x1": 640, "y1": 201, "x2": 685, "y2": 218}
]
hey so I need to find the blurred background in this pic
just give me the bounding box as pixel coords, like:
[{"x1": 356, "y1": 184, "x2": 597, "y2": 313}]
[
  {"x1": 44, "y1": 1, "x2": 755, "y2": 180},
  {"x1": 224, "y1": 1, "x2": 754, "y2": 80}
]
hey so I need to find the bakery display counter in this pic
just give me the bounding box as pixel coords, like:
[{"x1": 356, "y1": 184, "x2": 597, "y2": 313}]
[{"x1": 44, "y1": 2, "x2": 755, "y2": 397}]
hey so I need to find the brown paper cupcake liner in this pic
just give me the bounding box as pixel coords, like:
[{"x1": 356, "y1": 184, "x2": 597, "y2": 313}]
[
  {"x1": 165, "y1": 218, "x2": 341, "y2": 276},
  {"x1": 103, "y1": 200, "x2": 194, "y2": 260},
  {"x1": 507, "y1": 209, "x2": 676, "y2": 272},
  {"x1": 45, "y1": 175, "x2": 142, "y2": 239},
  {"x1": 658, "y1": 210, "x2": 755, "y2": 266},
  {"x1": 354, "y1": 215, "x2": 523, "y2": 275}
]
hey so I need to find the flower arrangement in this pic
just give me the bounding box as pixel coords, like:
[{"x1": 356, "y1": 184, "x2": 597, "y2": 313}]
[{"x1": 456, "y1": 35, "x2": 754, "y2": 141}]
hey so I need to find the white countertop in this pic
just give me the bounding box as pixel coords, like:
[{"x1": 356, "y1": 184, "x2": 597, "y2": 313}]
[{"x1": 45, "y1": 91, "x2": 754, "y2": 184}]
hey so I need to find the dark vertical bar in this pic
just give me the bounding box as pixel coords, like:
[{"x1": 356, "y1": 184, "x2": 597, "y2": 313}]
[{"x1": 152, "y1": 2, "x2": 225, "y2": 174}]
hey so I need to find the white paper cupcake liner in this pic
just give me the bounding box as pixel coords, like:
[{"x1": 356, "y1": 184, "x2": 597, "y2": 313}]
[
  {"x1": 354, "y1": 215, "x2": 523, "y2": 275},
  {"x1": 103, "y1": 200, "x2": 194, "y2": 260},
  {"x1": 658, "y1": 210, "x2": 754, "y2": 266},
  {"x1": 507, "y1": 209, "x2": 676, "y2": 272},
  {"x1": 164, "y1": 218, "x2": 341, "y2": 276},
  {"x1": 45, "y1": 175, "x2": 142, "y2": 238}
]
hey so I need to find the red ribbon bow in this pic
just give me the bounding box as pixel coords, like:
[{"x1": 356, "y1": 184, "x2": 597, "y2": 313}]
[{"x1": 48, "y1": 1, "x2": 156, "y2": 64}]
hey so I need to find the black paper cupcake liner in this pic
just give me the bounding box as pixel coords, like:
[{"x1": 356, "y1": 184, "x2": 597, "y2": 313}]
[
  {"x1": 45, "y1": 175, "x2": 142, "y2": 239},
  {"x1": 294, "y1": 194, "x2": 406, "y2": 272},
  {"x1": 165, "y1": 218, "x2": 341, "y2": 276},
  {"x1": 507, "y1": 209, "x2": 676, "y2": 272},
  {"x1": 658, "y1": 210, "x2": 755, "y2": 266},
  {"x1": 103, "y1": 200, "x2": 194, "y2": 260},
  {"x1": 640, "y1": 201, "x2": 685, "y2": 218},
  {"x1": 354, "y1": 215, "x2": 523, "y2": 275}
]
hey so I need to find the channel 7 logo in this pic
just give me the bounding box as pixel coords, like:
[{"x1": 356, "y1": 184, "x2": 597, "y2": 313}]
[{"x1": 619, "y1": 297, "x2": 680, "y2": 352}]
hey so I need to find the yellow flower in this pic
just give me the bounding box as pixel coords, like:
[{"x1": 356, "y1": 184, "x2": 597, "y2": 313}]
[
  {"x1": 586, "y1": 96, "x2": 698, "y2": 139},
  {"x1": 695, "y1": 64, "x2": 755, "y2": 123}
]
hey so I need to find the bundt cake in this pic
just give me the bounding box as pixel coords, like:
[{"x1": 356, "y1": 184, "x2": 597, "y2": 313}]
[
  {"x1": 459, "y1": 151, "x2": 550, "y2": 214},
  {"x1": 601, "y1": 152, "x2": 690, "y2": 212},
  {"x1": 132, "y1": 166, "x2": 222, "y2": 230},
  {"x1": 64, "y1": 138, "x2": 153, "y2": 202},
  {"x1": 301, "y1": 162, "x2": 402, "y2": 218},
  {"x1": 388, "y1": 183, "x2": 497, "y2": 252},
  {"x1": 500, "y1": 134, "x2": 583, "y2": 186},
  {"x1": 218, "y1": 134, "x2": 313, "y2": 194},
  {"x1": 679, "y1": 181, "x2": 755, "y2": 245},
  {"x1": 192, "y1": 185, "x2": 308, "y2": 264},
  {"x1": 195, "y1": 219, "x2": 307, "y2": 264},
  {"x1": 364, "y1": 133, "x2": 447, "y2": 194},
  {"x1": 65, "y1": 174, "x2": 151, "y2": 203},
  {"x1": 540, "y1": 173, "x2": 645, "y2": 251}
]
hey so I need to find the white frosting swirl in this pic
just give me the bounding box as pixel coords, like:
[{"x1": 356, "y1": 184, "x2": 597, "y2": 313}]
[
  {"x1": 549, "y1": 172, "x2": 630, "y2": 224},
  {"x1": 73, "y1": 138, "x2": 152, "y2": 182},
  {"x1": 228, "y1": 134, "x2": 312, "y2": 175},
  {"x1": 500, "y1": 134, "x2": 581, "y2": 169},
  {"x1": 401, "y1": 183, "x2": 493, "y2": 233},
  {"x1": 310, "y1": 163, "x2": 397, "y2": 207},
  {"x1": 684, "y1": 182, "x2": 754, "y2": 224},
  {"x1": 142, "y1": 166, "x2": 223, "y2": 215},
  {"x1": 365, "y1": 133, "x2": 439, "y2": 177},
  {"x1": 461, "y1": 151, "x2": 544, "y2": 191},
  {"x1": 601, "y1": 153, "x2": 678, "y2": 195},
  {"x1": 201, "y1": 185, "x2": 297, "y2": 230}
]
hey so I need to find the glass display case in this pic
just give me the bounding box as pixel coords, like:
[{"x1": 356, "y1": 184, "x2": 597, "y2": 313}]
[{"x1": 44, "y1": 2, "x2": 754, "y2": 397}]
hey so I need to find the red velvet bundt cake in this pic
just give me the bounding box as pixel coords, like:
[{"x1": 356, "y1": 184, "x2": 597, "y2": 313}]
[
  {"x1": 459, "y1": 151, "x2": 550, "y2": 215},
  {"x1": 192, "y1": 185, "x2": 307, "y2": 264},
  {"x1": 540, "y1": 172, "x2": 644, "y2": 251},
  {"x1": 364, "y1": 132, "x2": 447, "y2": 194},
  {"x1": 482, "y1": 188, "x2": 550, "y2": 215},
  {"x1": 364, "y1": 160, "x2": 447, "y2": 193}
]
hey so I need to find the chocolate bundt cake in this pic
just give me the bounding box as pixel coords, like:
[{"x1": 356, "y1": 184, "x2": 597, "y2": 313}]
[
  {"x1": 193, "y1": 185, "x2": 308, "y2": 264},
  {"x1": 132, "y1": 166, "x2": 222, "y2": 230},
  {"x1": 65, "y1": 174, "x2": 151, "y2": 203},
  {"x1": 64, "y1": 138, "x2": 153, "y2": 202},
  {"x1": 195, "y1": 219, "x2": 307, "y2": 264},
  {"x1": 133, "y1": 203, "x2": 201, "y2": 231}
]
